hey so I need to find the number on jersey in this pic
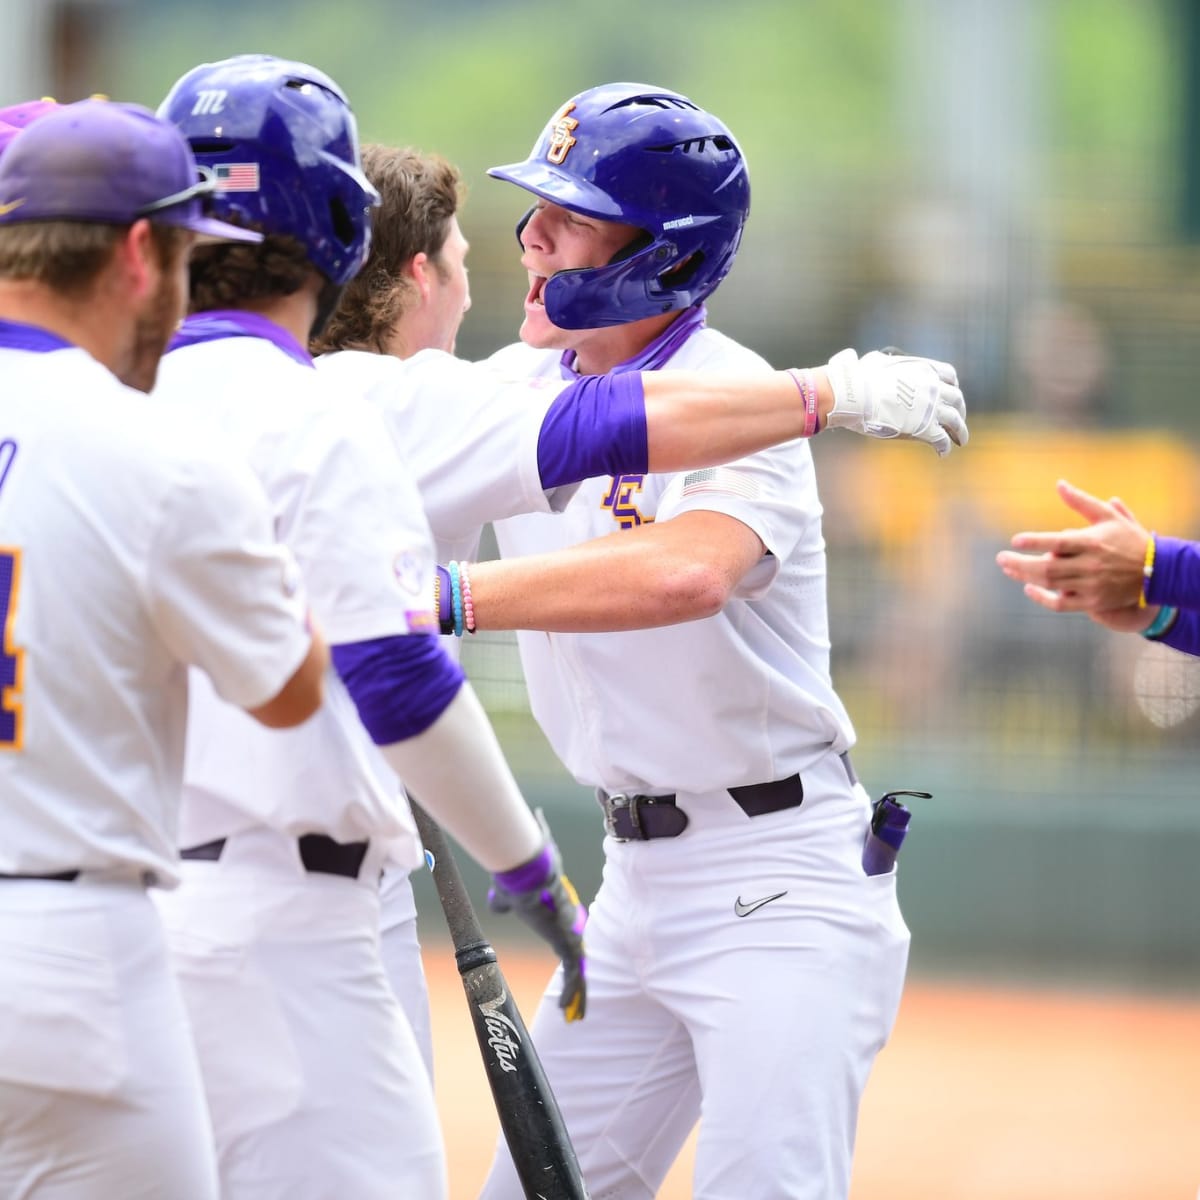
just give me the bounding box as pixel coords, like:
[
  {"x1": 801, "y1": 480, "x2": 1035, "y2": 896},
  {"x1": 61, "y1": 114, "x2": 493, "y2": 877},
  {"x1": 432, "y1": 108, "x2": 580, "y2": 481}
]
[{"x1": 0, "y1": 548, "x2": 22, "y2": 749}]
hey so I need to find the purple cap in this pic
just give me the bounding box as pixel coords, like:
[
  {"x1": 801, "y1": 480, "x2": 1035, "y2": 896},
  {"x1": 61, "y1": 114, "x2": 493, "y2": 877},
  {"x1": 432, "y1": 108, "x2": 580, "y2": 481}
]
[
  {"x1": 0, "y1": 99, "x2": 59, "y2": 159},
  {"x1": 0, "y1": 99, "x2": 59, "y2": 130},
  {"x1": 0, "y1": 98, "x2": 260, "y2": 243}
]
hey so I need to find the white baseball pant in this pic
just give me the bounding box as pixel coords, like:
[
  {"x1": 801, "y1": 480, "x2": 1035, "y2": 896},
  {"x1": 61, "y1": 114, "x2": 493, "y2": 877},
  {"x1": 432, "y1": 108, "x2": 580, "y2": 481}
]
[{"x1": 480, "y1": 750, "x2": 910, "y2": 1200}]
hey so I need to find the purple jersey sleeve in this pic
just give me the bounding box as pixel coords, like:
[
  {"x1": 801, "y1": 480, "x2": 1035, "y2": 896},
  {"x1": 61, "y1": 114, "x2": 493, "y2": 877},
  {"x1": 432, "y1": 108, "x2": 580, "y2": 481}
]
[
  {"x1": 1146, "y1": 536, "x2": 1200, "y2": 611},
  {"x1": 332, "y1": 634, "x2": 464, "y2": 744},
  {"x1": 536, "y1": 372, "x2": 647, "y2": 489},
  {"x1": 1158, "y1": 609, "x2": 1200, "y2": 658}
]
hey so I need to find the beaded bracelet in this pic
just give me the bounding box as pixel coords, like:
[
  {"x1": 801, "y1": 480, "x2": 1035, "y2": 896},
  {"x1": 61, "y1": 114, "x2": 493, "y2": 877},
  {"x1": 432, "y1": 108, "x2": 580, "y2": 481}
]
[
  {"x1": 1138, "y1": 534, "x2": 1156, "y2": 609},
  {"x1": 458, "y1": 560, "x2": 476, "y2": 635},
  {"x1": 447, "y1": 560, "x2": 464, "y2": 638},
  {"x1": 1141, "y1": 604, "x2": 1178, "y2": 640},
  {"x1": 787, "y1": 368, "x2": 820, "y2": 439}
]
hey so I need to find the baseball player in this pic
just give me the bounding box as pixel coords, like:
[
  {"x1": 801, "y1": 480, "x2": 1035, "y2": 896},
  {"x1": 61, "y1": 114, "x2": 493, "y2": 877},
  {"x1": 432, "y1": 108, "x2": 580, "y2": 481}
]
[
  {"x1": 997, "y1": 478, "x2": 1200, "y2": 651},
  {"x1": 313, "y1": 141, "x2": 968, "y2": 1095},
  {"x1": 0, "y1": 99, "x2": 326, "y2": 1199},
  {"x1": 455, "y1": 83, "x2": 917, "y2": 1200},
  {"x1": 151, "y1": 55, "x2": 590, "y2": 1200}
]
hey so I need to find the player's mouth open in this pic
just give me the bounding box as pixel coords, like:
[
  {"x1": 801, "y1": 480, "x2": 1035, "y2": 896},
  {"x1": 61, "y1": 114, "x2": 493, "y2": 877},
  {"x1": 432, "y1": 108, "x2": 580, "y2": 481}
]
[{"x1": 525, "y1": 275, "x2": 547, "y2": 307}]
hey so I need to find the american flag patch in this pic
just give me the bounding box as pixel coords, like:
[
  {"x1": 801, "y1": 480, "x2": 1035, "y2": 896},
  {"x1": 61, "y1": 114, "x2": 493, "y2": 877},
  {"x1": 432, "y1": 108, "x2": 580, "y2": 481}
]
[
  {"x1": 681, "y1": 467, "x2": 759, "y2": 501},
  {"x1": 214, "y1": 163, "x2": 260, "y2": 192}
]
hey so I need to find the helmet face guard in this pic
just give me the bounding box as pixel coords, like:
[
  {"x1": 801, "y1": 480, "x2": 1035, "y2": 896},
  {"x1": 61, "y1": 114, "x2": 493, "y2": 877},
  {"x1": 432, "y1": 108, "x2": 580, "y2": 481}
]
[
  {"x1": 159, "y1": 54, "x2": 379, "y2": 287},
  {"x1": 488, "y1": 82, "x2": 750, "y2": 329}
]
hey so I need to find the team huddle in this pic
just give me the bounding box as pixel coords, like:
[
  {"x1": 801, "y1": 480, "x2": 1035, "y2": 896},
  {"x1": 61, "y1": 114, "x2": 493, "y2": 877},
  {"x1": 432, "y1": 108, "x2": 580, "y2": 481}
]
[{"x1": 0, "y1": 56, "x2": 969, "y2": 1200}]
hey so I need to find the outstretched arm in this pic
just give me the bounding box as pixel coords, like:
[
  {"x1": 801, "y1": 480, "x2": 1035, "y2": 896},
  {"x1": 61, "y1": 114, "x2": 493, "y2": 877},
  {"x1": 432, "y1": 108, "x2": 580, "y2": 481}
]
[
  {"x1": 533, "y1": 350, "x2": 968, "y2": 493},
  {"x1": 643, "y1": 349, "x2": 967, "y2": 469}
]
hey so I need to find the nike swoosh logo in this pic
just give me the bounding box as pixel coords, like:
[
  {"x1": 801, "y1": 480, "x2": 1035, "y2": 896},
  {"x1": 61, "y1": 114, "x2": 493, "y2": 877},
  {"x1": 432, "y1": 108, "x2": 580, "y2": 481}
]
[
  {"x1": 734, "y1": 890, "x2": 787, "y2": 918},
  {"x1": 0, "y1": 199, "x2": 25, "y2": 217}
]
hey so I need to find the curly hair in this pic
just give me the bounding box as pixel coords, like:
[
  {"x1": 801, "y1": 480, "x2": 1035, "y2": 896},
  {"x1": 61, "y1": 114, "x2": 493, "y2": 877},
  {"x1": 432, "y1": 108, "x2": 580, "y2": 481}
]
[
  {"x1": 188, "y1": 233, "x2": 313, "y2": 314},
  {"x1": 312, "y1": 144, "x2": 463, "y2": 355}
]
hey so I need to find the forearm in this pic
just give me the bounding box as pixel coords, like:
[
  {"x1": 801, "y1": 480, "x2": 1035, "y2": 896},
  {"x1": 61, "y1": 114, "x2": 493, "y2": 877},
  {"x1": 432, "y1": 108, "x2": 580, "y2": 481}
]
[
  {"x1": 379, "y1": 685, "x2": 543, "y2": 872},
  {"x1": 535, "y1": 369, "x2": 829, "y2": 489},
  {"x1": 642, "y1": 369, "x2": 832, "y2": 472},
  {"x1": 535, "y1": 350, "x2": 963, "y2": 489},
  {"x1": 468, "y1": 537, "x2": 724, "y2": 633},
  {"x1": 454, "y1": 511, "x2": 763, "y2": 634}
]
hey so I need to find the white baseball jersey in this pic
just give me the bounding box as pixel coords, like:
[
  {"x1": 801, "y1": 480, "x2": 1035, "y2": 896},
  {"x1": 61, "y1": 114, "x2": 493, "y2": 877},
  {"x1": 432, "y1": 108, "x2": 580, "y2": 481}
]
[
  {"x1": 481, "y1": 326, "x2": 907, "y2": 1200},
  {"x1": 0, "y1": 339, "x2": 311, "y2": 884},
  {"x1": 488, "y1": 330, "x2": 858, "y2": 796},
  {"x1": 315, "y1": 349, "x2": 577, "y2": 567},
  {"x1": 316, "y1": 349, "x2": 583, "y2": 1058},
  {"x1": 155, "y1": 334, "x2": 438, "y2": 867}
]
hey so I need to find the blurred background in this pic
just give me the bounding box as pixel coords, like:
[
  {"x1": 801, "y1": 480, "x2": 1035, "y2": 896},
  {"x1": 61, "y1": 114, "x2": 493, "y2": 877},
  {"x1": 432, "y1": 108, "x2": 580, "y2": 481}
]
[{"x1": 3, "y1": 1, "x2": 1198, "y2": 1190}]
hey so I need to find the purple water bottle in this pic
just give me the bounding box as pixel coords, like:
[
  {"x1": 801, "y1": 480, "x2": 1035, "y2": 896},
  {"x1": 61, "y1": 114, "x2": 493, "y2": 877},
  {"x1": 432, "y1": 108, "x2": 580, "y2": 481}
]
[{"x1": 862, "y1": 790, "x2": 930, "y2": 876}]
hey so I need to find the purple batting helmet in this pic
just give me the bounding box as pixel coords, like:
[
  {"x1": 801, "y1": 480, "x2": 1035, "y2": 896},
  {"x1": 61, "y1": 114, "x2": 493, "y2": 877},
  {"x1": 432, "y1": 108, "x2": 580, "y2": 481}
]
[
  {"x1": 488, "y1": 82, "x2": 751, "y2": 329},
  {"x1": 157, "y1": 54, "x2": 379, "y2": 287}
]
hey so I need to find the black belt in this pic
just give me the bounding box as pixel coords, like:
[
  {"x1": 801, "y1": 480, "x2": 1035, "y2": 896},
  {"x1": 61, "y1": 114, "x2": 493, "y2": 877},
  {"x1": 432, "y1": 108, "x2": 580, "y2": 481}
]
[
  {"x1": 0, "y1": 870, "x2": 80, "y2": 882},
  {"x1": 180, "y1": 834, "x2": 369, "y2": 880},
  {"x1": 598, "y1": 752, "x2": 857, "y2": 842}
]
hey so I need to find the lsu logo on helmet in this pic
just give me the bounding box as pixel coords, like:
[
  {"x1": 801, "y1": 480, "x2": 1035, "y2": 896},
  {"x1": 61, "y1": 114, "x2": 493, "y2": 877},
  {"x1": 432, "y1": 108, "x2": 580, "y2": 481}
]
[{"x1": 546, "y1": 102, "x2": 579, "y2": 165}]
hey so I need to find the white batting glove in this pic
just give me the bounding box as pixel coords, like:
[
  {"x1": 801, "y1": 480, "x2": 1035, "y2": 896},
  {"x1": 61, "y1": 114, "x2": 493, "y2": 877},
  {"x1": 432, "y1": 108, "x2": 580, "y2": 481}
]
[{"x1": 824, "y1": 348, "x2": 969, "y2": 457}]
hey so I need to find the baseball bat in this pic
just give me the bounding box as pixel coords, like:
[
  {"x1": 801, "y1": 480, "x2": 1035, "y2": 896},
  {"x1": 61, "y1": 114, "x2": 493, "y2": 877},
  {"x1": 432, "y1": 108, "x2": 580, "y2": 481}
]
[{"x1": 409, "y1": 800, "x2": 590, "y2": 1200}]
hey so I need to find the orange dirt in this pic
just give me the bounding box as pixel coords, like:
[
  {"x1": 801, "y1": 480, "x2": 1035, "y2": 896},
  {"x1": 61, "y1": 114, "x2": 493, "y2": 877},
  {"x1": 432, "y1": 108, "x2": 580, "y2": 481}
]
[{"x1": 425, "y1": 945, "x2": 1200, "y2": 1199}]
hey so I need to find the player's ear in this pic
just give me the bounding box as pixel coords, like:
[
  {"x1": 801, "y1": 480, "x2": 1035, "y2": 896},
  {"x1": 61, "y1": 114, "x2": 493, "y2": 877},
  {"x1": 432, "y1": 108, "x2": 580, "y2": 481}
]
[
  {"x1": 114, "y1": 218, "x2": 158, "y2": 301},
  {"x1": 408, "y1": 252, "x2": 432, "y2": 303}
]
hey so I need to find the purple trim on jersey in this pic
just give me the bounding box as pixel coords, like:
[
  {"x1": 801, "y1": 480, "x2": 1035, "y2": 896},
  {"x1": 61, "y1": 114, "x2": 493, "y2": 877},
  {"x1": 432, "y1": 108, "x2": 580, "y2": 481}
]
[
  {"x1": 332, "y1": 633, "x2": 465, "y2": 744},
  {"x1": 168, "y1": 310, "x2": 314, "y2": 367},
  {"x1": 536, "y1": 373, "x2": 648, "y2": 489},
  {"x1": 1145, "y1": 536, "x2": 1200, "y2": 610},
  {"x1": 493, "y1": 845, "x2": 553, "y2": 893},
  {"x1": 0, "y1": 318, "x2": 74, "y2": 354},
  {"x1": 1159, "y1": 608, "x2": 1200, "y2": 657},
  {"x1": 558, "y1": 304, "x2": 706, "y2": 381}
]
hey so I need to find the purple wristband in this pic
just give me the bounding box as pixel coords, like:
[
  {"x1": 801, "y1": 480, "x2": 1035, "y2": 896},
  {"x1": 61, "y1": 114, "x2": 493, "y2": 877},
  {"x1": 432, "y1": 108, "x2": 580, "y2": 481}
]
[
  {"x1": 494, "y1": 844, "x2": 553, "y2": 893},
  {"x1": 434, "y1": 563, "x2": 454, "y2": 634}
]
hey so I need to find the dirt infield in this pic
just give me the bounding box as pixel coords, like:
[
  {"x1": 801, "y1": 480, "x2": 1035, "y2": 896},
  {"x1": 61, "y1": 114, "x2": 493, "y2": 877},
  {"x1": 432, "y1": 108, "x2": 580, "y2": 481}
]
[{"x1": 425, "y1": 945, "x2": 1200, "y2": 1199}]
